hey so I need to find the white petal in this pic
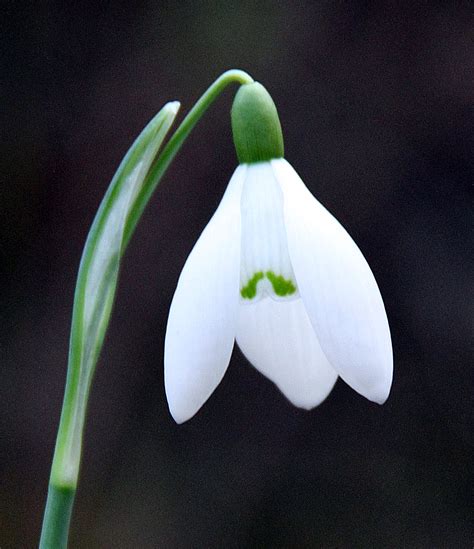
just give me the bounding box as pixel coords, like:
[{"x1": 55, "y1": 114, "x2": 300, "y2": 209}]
[
  {"x1": 275, "y1": 159, "x2": 393, "y2": 404},
  {"x1": 236, "y1": 297, "x2": 338, "y2": 409},
  {"x1": 164, "y1": 166, "x2": 245, "y2": 423}
]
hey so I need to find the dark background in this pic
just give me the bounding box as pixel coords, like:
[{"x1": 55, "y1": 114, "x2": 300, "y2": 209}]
[{"x1": 1, "y1": 1, "x2": 472, "y2": 547}]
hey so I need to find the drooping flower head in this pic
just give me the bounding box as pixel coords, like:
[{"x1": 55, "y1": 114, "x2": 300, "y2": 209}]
[{"x1": 165, "y1": 82, "x2": 393, "y2": 423}]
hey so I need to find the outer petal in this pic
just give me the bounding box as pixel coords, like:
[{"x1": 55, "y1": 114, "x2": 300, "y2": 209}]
[
  {"x1": 236, "y1": 298, "x2": 338, "y2": 409},
  {"x1": 274, "y1": 159, "x2": 393, "y2": 404},
  {"x1": 164, "y1": 166, "x2": 245, "y2": 423}
]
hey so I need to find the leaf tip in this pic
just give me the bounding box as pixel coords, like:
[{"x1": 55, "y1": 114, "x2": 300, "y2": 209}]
[{"x1": 165, "y1": 101, "x2": 181, "y2": 116}]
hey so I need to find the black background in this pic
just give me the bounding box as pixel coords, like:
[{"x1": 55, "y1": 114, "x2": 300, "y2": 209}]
[{"x1": 1, "y1": 1, "x2": 472, "y2": 547}]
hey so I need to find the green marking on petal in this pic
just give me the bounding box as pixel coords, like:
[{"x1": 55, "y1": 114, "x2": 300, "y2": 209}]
[
  {"x1": 241, "y1": 271, "x2": 264, "y2": 299},
  {"x1": 241, "y1": 271, "x2": 297, "y2": 299},
  {"x1": 266, "y1": 271, "x2": 297, "y2": 296}
]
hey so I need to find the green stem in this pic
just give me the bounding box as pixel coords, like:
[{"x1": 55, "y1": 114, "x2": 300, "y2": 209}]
[
  {"x1": 123, "y1": 69, "x2": 254, "y2": 248},
  {"x1": 40, "y1": 485, "x2": 75, "y2": 548},
  {"x1": 40, "y1": 69, "x2": 253, "y2": 549}
]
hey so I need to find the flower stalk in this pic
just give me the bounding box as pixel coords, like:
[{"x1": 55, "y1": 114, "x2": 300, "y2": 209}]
[{"x1": 40, "y1": 69, "x2": 254, "y2": 548}]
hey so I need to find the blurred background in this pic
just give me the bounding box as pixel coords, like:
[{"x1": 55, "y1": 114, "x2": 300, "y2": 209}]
[{"x1": 1, "y1": 1, "x2": 472, "y2": 547}]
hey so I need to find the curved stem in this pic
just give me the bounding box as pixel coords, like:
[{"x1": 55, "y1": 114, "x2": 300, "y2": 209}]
[
  {"x1": 122, "y1": 69, "x2": 253, "y2": 248},
  {"x1": 40, "y1": 69, "x2": 253, "y2": 549}
]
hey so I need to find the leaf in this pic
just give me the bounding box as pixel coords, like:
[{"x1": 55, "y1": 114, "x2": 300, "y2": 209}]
[{"x1": 55, "y1": 102, "x2": 180, "y2": 477}]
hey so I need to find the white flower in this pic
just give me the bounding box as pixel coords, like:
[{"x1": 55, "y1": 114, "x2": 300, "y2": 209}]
[{"x1": 164, "y1": 159, "x2": 393, "y2": 423}]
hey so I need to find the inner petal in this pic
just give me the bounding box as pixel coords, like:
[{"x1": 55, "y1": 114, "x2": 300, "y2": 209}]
[
  {"x1": 236, "y1": 297, "x2": 338, "y2": 409},
  {"x1": 240, "y1": 162, "x2": 298, "y2": 303}
]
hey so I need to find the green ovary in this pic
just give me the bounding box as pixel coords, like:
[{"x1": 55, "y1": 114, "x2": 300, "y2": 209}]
[{"x1": 241, "y1": 271, "x2": 296, "y2": 299}]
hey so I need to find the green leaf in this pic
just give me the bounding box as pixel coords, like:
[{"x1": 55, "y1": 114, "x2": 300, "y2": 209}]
[{"x1": 51, "y1": 101, "x2": 180, "y2": 486}]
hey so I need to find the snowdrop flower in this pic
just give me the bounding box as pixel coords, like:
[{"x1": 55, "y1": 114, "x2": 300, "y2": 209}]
[{"x1": 165, "y1": 83, "x2": 392, "y2": 423}]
